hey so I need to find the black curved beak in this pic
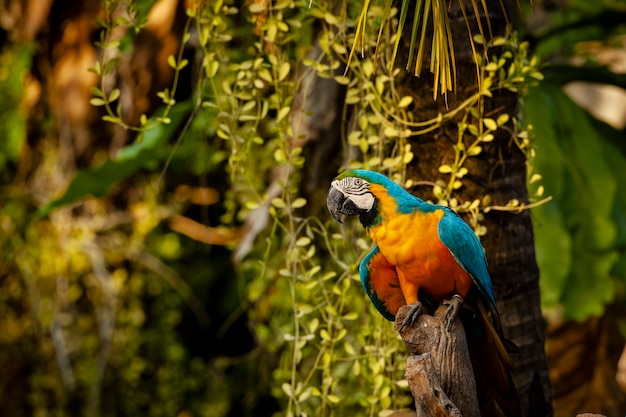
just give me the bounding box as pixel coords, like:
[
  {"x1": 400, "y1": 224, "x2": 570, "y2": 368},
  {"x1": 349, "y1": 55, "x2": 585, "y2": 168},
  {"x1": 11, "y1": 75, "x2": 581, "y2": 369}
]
[
  {"x1": 328, "y1": 184, "x2": 366, "y2": 224},
  {"x1": 327, "y1": 185, "x2": 346, "y2": 224}
]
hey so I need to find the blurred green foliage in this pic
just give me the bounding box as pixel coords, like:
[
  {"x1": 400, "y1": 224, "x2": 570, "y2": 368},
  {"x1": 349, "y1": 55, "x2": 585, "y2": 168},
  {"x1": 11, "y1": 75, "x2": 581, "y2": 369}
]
[
  {"x1": 3, "y1": 181, "x2": 229, "y2": 416},
  {"x1": 0, "y1": 2, "x2": 253, "y2": 414},
  {"x1": 525, "y1": 85, "x2": 626, "y2": 320},
  {"x1": 0, "y1": 44, "x2": 31, "y2": 176},
  {"x1": 522, "y1": 0, "x2": 626, "y2": 321},
  {"x1": 38, "y1": 101, "x2": 194, "y2": 217},
  {"x1": 1, "y1": 0, "x2": 626, "y2": 416}
]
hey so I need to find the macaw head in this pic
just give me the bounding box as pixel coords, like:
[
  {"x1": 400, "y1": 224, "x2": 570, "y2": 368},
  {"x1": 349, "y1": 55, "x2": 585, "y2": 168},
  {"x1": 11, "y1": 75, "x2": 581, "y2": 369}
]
[{"x1": 327, "y1": 169, "x2": 400, "y2": 226}]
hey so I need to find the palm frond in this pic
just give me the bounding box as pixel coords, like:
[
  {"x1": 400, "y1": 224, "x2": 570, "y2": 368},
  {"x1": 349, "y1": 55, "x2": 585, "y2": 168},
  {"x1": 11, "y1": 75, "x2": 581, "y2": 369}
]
[
  {"x1": 431, "y1": 0, "x2": 456, "y2": 99},
  {"x1": 404, "y1": 0, "x2": 424, "y2": 73},
  {"x1": 345, "y1": 0, "x2": 372, "y2": 74},
  {"x1": 374, "y1": 0, "x2": 395, "y2": 69},
  {"x1": 348, "y1": 0, "x2": 513, "y2": 101}
]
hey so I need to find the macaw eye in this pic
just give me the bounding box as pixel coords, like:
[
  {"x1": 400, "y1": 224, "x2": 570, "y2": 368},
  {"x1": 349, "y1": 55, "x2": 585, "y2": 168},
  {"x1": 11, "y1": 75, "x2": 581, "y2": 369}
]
[{"x1": 354, "y1": 179, "x2": 361, "y2": 186}]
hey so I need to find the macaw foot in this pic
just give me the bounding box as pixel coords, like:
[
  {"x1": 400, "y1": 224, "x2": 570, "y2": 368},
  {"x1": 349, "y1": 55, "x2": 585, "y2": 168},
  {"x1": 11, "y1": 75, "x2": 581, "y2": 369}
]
[
  {"x1": 399, "y1": 301, "x2": 423, "y2": 332},
  {"x1": 442, "y1": 294, "x2": 464, "y2": 331}
]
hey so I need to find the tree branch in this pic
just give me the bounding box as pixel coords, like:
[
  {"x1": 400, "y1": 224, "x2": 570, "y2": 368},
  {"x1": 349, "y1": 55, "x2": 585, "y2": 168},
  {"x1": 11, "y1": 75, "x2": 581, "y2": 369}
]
[{"x1": 396, "y1": 301, "x2": 481, "y2": 417}]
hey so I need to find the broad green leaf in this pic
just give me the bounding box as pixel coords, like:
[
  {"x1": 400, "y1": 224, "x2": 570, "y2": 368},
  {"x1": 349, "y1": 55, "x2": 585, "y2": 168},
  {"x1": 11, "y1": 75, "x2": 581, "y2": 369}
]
[
  {"x1": 524, "y1": 93, "x2": 571, "y2": 308},
  {"x1": 37, "y1": 101, "x2": 194, "y2": 217},
  {"x1": 603, "y1": 130, "x2": 626, "y2": 283},
  {"x1": 525, "y1": 84, "x2": 622, "y2": 320}
]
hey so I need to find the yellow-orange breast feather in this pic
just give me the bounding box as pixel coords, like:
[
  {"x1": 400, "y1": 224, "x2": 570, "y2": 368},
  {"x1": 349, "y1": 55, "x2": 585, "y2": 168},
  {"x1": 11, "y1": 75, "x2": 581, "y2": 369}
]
[{"x1": 368, "y1": 204, "x2": 473, "y2": 304}]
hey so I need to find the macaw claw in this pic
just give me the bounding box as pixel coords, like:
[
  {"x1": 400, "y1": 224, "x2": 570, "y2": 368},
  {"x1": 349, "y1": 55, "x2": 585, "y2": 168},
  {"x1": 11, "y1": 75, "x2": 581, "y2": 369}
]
[
  {"x1": 399, "y1": 301, "x2": 423, "y2": 332},
  {"x1": 443, "y1": 294, "x2": 464, "y2": 331}
]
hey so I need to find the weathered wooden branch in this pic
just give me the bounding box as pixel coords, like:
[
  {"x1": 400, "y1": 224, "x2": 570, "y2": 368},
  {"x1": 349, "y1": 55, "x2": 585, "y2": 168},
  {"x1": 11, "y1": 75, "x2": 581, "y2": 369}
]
[{"x1": 395, "y1": 300, "x2": 481, "y2": 417}]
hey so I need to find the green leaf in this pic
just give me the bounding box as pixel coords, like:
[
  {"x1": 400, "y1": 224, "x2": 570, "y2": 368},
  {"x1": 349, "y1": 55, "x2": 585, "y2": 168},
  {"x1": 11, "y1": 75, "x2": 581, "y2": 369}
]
[
  {"x1": 397, "y1": 96, "x2": 413, "y2": 108},
  {"x1": 37, "y1": 101, "x2": 194, "y2": 217},
  {"x1": 438, "y1": 164, "x2": 452, "y2": 173},
  {"x1": 177, "y1": 59, "x2": 189, "y2": 70},
  {"x1": 88, "y1": 61, "x2": 101, "y2": 75},
  {"x1": 108, "y1": 88, "x2": 120, "y2": 102},
  {"x1": 276, "y1": 106, "x2": 290, "y2": 123},
  {"x1": 271, "y1": 198, "x2": 286, "y2": 209},
  {"x1": 292, "y1": 198, "x2": 307, "y2": 208},
  {"x1": 278, "y1": 62, "x2": 290, "y2": 82},
  {"x1": 206, "y1": 60, "x2": 219, "y2": 77},
  {"x1": 483, "y1": 118, "x2": 497, "y2": 131},
  {"x1": 167, "y1": 54, "x2": 177, "y2": 69},
  {"x1": 90, "y1": 86, "x2": 104, "y2": 97},
  {"x1": 89, "y1": 97, "x2": 106, "y2": 106}
]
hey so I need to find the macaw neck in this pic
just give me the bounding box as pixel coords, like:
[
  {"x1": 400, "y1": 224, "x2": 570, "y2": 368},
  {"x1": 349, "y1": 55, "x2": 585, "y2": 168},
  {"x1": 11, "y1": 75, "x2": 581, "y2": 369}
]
[
  {"x1": 361, "y1": 184, "x2": 404, "y2": 229},
  {"x1": 359, "y1": 198, "x2": 380, "y2": 228},
  {"x1": 361, "y1": 183, "x2": 430, "y2": 230}
]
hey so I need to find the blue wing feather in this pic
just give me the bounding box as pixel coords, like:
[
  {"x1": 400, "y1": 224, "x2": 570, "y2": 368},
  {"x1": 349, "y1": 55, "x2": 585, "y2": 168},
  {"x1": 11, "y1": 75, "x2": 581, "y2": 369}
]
[{"x1": 437, "y1": 210, "x2": 498, "y2": 311}]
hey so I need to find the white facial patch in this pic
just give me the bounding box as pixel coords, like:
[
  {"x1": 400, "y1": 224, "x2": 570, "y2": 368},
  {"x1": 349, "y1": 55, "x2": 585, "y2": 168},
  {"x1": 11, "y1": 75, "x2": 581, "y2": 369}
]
[
  {"x1": 332, "y1": 178, "x2": 375, "y2": 211},
  {"x1": 350, "y1": 192, "x2": 375, "y2": 211}
]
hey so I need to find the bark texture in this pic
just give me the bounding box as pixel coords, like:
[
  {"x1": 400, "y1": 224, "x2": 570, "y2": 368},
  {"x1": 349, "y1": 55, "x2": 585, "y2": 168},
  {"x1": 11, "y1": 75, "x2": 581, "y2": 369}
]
[{"x1": 396, "y1": 303, "x2": 480, "y2": 417}]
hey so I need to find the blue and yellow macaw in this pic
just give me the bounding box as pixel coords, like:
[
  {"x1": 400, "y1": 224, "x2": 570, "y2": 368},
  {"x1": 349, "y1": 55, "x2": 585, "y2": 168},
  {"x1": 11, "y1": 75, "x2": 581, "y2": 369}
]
[{"x1": 327, "y1": 169, "x2": 520, "y2": 417}]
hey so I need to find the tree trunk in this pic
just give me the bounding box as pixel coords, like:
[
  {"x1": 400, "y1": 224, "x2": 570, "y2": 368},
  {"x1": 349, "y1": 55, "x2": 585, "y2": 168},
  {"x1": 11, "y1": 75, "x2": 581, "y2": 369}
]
[{"x1": 395, "y1": 1, "x2": 552, "y2": 415}]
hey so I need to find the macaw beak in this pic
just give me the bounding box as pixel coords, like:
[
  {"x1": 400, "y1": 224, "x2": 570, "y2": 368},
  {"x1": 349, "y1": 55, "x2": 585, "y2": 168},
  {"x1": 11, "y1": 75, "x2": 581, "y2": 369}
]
[
  {"x1": 328, "y1": 184, "x2": 366, "y2": 224},
  {"x1": 327, "y1": 185, "x2": 346, "y2": 224}
]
